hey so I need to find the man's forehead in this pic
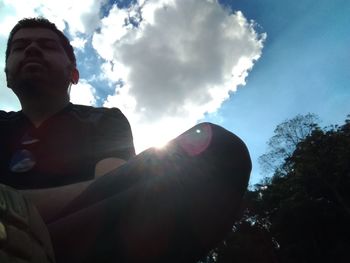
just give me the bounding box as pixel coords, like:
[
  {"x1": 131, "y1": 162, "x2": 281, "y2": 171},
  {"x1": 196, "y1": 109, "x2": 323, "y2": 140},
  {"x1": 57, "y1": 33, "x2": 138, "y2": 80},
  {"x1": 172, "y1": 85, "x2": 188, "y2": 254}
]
[{"x1": 12, "y1": 28, "x2": 61, "y2": 42}]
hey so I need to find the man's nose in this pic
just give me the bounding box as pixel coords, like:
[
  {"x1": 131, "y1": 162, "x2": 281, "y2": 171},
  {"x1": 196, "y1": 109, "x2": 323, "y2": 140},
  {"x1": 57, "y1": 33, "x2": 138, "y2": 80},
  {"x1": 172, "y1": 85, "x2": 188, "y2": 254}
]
[{"x1": 24, "y1": 42, "x2": 43, "y2": 56}]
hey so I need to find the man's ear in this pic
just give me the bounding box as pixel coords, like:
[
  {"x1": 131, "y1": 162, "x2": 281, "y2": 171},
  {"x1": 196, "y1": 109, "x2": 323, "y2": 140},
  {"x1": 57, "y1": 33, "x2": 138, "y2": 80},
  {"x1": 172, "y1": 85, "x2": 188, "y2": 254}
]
[{"x1": 71, "y1": 68, "x2": 79, "y2": 85}]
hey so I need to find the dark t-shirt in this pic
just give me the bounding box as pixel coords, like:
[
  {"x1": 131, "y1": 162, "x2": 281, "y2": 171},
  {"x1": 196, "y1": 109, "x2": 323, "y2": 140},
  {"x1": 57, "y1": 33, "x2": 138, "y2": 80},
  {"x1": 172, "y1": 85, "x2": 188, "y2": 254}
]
[{"x1": 0, "y1": 103, "x2": 135, "y2": 189}]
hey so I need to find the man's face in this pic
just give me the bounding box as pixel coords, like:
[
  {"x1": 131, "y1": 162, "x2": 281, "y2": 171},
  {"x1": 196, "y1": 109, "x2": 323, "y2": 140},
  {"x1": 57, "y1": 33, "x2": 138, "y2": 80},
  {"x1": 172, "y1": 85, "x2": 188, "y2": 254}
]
[{"x1": 5, "y1": 27, "x2": 75, "y2": 97}]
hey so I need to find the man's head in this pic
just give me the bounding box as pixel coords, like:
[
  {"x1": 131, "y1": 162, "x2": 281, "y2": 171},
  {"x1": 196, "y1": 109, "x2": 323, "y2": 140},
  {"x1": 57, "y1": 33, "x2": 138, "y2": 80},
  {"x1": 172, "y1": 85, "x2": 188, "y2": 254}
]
[
  {"x1": 5, "y1": 17, "x2": 79, "y2": 99},
  {"x1": 6, "y1": 17, "x2": 76, "y2": 67}
]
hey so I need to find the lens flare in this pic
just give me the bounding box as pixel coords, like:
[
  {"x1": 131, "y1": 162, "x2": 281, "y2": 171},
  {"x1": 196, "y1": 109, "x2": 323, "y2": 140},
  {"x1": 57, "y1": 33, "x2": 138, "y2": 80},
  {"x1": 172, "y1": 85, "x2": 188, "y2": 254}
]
[{"x1": 178, "y1": 123, "x2": 212, "y2": 156}]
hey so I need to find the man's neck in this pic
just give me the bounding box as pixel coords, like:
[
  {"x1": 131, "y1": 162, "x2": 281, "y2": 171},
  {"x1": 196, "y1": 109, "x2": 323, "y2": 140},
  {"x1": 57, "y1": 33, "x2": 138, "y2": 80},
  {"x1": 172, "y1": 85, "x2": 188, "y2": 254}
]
[{"x1": 20, "y1": 96, "x2": 70, "y2": 128}]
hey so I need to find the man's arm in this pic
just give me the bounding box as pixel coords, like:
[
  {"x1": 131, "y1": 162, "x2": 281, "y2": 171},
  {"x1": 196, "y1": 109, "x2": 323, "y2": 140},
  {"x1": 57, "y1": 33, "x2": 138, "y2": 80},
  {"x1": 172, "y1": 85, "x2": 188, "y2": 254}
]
[
  {"x1": 20, "y1": 107, "x2": 134, "y2": 222},
  {"x1": 20, "y1": 158, "x2": 126, "y2": 223},
  {"x1": 94, "y1": 157, "x2": 126, "y2": 177}
]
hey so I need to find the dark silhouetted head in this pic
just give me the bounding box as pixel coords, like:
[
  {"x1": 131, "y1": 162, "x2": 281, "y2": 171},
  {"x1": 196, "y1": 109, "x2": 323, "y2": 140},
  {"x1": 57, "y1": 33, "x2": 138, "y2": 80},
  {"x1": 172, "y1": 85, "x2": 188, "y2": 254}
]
[{"x1": 5, "y1": 17, "x2": 76, "y2": 67}]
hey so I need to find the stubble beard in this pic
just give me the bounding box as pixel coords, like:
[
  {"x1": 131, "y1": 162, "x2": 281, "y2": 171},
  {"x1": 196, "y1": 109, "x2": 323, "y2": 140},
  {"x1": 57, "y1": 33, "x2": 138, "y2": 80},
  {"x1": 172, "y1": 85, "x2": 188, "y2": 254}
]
[
  {"x1": 8, "y1": 67, "x2": 70, "y2": 100},
  {"x1": 8, "y1": 69, "x2": 48, "y2": 98}
]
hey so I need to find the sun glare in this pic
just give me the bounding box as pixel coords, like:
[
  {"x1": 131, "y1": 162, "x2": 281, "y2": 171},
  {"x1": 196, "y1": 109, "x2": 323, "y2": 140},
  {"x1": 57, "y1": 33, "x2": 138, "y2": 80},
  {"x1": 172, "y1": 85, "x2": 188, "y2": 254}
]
[
  {"x1": 134, "y1": 132, "x2": 171, "y2": 153},
  {"x1": 154, "y1": 141, "x2": 169, "y2": 149},
  {"x1": 133, "y1": 121, "x2": 187, "y2": 153}
]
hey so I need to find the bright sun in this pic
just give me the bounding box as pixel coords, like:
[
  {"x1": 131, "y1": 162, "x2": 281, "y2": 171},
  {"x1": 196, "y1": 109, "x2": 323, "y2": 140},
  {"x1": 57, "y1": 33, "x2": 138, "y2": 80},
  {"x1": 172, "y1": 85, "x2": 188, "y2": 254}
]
[
  {"x1": 134, "y1": 130, "x2": 172, "y2": 153},
  {"x1": 132, "y1": 119, "x2": 190, "y2": 154}
]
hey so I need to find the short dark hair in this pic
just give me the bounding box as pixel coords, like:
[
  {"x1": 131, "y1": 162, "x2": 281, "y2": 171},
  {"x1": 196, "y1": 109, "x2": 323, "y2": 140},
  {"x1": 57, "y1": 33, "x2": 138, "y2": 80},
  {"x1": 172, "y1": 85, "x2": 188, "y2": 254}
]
[{"x1": 6, "y1": 17, "x2": 76, "y2": 66}]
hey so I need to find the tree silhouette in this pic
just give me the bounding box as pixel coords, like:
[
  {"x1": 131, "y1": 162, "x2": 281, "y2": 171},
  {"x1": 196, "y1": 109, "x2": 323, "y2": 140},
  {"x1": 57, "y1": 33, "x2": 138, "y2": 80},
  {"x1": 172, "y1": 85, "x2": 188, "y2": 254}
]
[
  {"x1": 201, "y1": 114, "x2": 350, "y2": 263},
  {"x1": 259, "y1": 113, "x2": 319, "y2": 177}
]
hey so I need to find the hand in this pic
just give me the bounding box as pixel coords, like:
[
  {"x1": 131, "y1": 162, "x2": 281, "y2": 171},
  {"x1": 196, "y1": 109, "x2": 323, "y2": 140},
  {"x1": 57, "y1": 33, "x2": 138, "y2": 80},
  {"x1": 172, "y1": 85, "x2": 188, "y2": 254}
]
[{"x1": 0, "y1": 184, "x2": 56, "y2": 262}]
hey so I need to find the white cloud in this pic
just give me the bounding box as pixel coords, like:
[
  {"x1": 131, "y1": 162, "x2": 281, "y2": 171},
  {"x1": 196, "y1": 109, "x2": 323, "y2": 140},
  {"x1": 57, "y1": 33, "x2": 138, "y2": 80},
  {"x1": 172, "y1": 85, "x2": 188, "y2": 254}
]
[
  {"x1": 70, "y1": 79, "x2": 97, "y2": 106},
  {"x1": 98, "y1": 0, "x2": 266, "y2": 152},
  {"x1": 138, "y1": 0, "x2": 176, "y2": 26},
  {"x1": 0, "y1": 0, "x2": 104, "y2": 36},
  {"x1": 91, "y1": 4, "x2": 137, "y2": 61},
  {"x1": 70, "y1": 37, "x2": 87, "y2": 50}
]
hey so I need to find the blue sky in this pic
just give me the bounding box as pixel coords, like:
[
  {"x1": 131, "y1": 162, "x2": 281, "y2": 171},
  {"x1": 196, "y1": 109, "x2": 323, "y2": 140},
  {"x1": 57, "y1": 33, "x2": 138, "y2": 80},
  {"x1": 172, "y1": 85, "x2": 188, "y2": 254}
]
[
  {"x1": 210, "y1": 0, "x2": 350, "y2": 183},
  {"x1": 1, "y1": 0, "x2": 349, "y2": 185}
]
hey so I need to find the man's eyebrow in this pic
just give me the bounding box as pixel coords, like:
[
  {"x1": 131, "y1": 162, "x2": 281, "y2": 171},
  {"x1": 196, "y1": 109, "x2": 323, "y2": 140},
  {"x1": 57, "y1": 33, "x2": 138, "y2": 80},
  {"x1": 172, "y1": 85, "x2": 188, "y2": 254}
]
[{"x1": 11, "y1": 37, "x2": 59, "y2": 44}]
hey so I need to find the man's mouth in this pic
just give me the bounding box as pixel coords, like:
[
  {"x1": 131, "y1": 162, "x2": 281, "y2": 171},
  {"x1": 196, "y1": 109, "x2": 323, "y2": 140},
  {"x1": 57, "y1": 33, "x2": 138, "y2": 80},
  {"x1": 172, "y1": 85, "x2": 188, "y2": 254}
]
[{"x1": 21, "y1": 58, "x2": 45, "y2": 67}]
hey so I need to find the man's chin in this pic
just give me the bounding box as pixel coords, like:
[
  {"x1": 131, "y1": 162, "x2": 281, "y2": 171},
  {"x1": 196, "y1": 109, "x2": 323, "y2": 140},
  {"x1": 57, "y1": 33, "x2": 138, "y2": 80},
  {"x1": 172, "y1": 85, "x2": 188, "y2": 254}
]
[
  {"x1": 10, "y1": 78, "x2": 45, "y2": 95},
  {"x1": 19, "y1": 69, "x2": 48, "y2": 84},
  {"x1": 21, "y1": 65, "x2": 46, "y2": 75}
]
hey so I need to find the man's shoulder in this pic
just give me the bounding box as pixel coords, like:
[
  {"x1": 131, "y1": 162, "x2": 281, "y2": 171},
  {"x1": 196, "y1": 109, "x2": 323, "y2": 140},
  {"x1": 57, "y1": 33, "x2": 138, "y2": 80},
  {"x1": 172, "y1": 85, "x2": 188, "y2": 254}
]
[
  {"x1": 68, "y1": 104, "x2": 127, "y2": 122},
  {"x1": 0, "y1": 110, "x2": 22, "y2": 122},
  {"x1": 71, "y1": 104, "x2": 122, "y2": 114},
  {"x1": 0, "y1": 111, "x2": 22, "y2": 136}
]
